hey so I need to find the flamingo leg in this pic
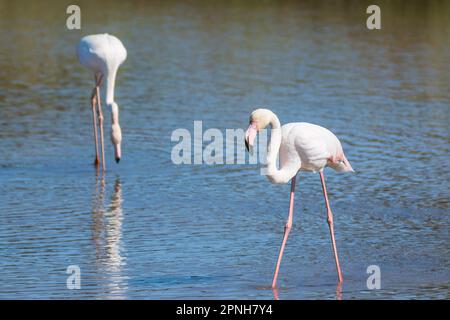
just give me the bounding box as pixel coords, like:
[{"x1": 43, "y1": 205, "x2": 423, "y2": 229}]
[
  {"x1": 319, "y1": 171, "x2": 343, "y2": 283},
  {"x1": 90, "y1": 87, "x2": 99, "y2": 166},
  {"x1": 95, "y1": 74, "x2": 106, "y2": 172},
  {"x1": 272, "y1": 176, "x2": 296, "y2": 288}
]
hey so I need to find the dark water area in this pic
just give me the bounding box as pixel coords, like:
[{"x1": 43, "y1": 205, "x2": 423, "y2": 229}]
[{"x1": 0, "y1": 0, "x2": 448, "y2": 299}]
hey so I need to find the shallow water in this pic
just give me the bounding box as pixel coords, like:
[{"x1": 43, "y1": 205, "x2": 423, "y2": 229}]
[{"x1": 0, "y1": 0, "x2": 449, "y2": 299}]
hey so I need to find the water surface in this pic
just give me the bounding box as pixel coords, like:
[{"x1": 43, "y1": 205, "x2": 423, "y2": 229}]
[{"x1": 0, "y1": 0, "x2": 449, "y2": 299}]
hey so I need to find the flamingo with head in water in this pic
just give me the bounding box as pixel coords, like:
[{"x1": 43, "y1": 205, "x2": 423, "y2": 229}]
[
  {"x1": 77, "y1": 33, "x2": 127, "y2": 170},
  {"x1": 244, "y1": 108, "x2": 354, "y2": 288}
]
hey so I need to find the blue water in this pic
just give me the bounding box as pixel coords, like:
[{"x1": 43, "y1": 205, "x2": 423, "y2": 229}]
[{"x1": 0, "y1": 0, "x2": 448, "y2": 299}]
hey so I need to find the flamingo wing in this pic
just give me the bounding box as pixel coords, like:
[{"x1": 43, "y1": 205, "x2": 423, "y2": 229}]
[{"x1": 283, "y1": 122, "x2": 353, "y2": 173}]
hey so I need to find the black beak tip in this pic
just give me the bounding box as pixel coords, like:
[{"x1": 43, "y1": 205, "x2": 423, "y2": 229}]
[
  {"x1": 115, "y1": 157, "x2": 120, "y2": 163},
  {"x1": 245, "y1": 139, "x2": 249, "y2": 152}
]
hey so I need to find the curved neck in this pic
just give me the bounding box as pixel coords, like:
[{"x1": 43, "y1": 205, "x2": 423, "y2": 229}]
[
  {"x1": 266, "y1": 113, "x2": 281, "y2": 170},
  {"x1": 265, "y1": 113, "x2": 296, "y2": 184}
]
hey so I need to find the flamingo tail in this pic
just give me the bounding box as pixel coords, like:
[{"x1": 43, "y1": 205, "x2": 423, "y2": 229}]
[{"x1": 328, "y1": 154, "x2": 355, "y2": 173}]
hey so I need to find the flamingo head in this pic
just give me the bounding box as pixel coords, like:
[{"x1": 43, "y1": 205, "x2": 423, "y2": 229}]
[{"x1": 245, "y1": 108, "x2": 273, "y2": 154}]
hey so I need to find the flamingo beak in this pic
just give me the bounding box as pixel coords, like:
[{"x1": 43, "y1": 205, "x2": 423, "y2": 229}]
[
  {"x1": 245, "y1": 123, "x2": 257, "y2": 155},
  {"x1": 114, "y1": 144, "x2": 121, "y2": 163}
]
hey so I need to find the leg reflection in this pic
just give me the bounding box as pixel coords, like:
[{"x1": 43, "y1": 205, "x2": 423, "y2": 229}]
[
  {"x1": 336, "y1": 281, "x2": 343, "y2": 300},
  {"x1": 272, "y1": 287, "x2": 279, "y2": 300},
  {"x1": 271, "y1": 282, "x2": 343, "y2": 300}
]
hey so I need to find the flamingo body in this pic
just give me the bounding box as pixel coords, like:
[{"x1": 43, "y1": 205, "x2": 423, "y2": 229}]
[
  {"x1": 77, "y1": 34, "x2": 127, "y2": 81},
  {"x1": 279, "y1": 122, "x2": 353, "y2": 175}
]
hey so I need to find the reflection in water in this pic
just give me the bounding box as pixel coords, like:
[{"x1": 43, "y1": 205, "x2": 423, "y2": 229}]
[
  {"x1": 91, "y1": 174, "x2": 127, "y2": 299},
  {"x1": 272, "y1": 288, "x2": 279, "y2": 300},
  {"x1": 272, "y1": 282, "x2": 343, "y2": 300},
  {"x1": 335, "y1": 282, "x2": 342, "y2": 301}
]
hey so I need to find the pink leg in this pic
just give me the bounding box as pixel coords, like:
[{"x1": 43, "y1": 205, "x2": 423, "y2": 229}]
[
  {"x1": 95, "y1": 75, "x2": 105, "y2": 172},
  {"x1": 272, "y1": 176, "x2": 296, "y2": 288},
  {"x1": 90, "y1": 88, "x2": 99, "y2": 166},
  {"x1": 96, "y1": 86, "x2": 105, "y2": 172},
  {"x1": 319, "y1": 171, "x2": 343, "y2": 283}
]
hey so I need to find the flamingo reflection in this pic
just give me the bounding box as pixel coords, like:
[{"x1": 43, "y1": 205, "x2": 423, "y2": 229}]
[{"x1": 91, "y1": 175, "x2": 127, "y2": 298}]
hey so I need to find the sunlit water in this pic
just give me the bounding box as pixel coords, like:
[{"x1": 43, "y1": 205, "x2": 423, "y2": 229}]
[{"x1": 0, "y1": 0, "x2": 449, "y2": 299}]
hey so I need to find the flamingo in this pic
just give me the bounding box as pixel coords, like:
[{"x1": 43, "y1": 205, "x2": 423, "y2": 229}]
[
  {"x1": 77, "y1": 33, "x2": 127, "y2": 170},
  {"x1": 244, "y1": 108, "x2": 354, "y2": 289}
]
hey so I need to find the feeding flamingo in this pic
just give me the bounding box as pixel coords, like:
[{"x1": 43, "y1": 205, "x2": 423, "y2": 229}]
[
  {"x1": 77, "y1": 33, "x2": 127, "y2": 170},
  {"x1": 244, "y1": 108, "x2": 354, "y2": 288}
]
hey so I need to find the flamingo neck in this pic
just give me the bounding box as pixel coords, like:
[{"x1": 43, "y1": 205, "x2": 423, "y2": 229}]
[
  {"x1": 105, "y1": 69, "x2": 117, "y2": 105},
  {"x1": 266, "y1": 113, "x2": 296, "y2": 184},
  {"x1": 266, "y1": 113, "x2": 281, "y2": 169},
  {"x1": 104, "y1": 69, "x2": 119, "y2": 124},
  {"x1": 109, "y1": 102, "x2": 119, "y2": 125}
]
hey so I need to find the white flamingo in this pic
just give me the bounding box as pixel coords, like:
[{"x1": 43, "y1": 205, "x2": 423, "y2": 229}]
[
  {"x1": 244, "y1": 108, "x2": 354, "y2": 288},
  {"x1": 77, "y1": 33, "x2": 127, "y2": 170}
]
